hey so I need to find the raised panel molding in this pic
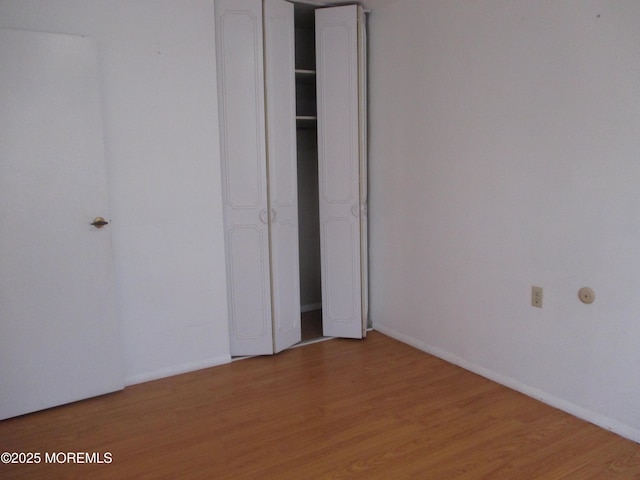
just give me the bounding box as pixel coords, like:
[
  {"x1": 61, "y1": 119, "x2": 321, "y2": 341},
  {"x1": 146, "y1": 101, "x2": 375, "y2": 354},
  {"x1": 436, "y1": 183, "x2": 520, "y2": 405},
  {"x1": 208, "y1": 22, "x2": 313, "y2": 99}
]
[
  {"x1": 323, "y1": 217, "x2": 357, "y2": 322},
  {"x1": 265, "y1": 12, "x2": 297, "y2": 209},
  {"x1": 228, "y1": 225, "x2": 270, "y2": 339},
  {"x1": 218, "y1": 10, "x2": 265, "y2": 210},
  {"x1": 317, "y1": 23, "x2": 356, "y2": 204},
  {"x1": 271, "y1": 220, "x2": 300, "y2": 335}
]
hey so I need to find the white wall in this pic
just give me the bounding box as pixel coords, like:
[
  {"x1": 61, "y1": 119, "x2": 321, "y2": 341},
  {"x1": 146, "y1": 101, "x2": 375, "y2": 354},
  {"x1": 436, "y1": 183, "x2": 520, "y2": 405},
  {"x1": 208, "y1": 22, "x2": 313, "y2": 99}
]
[
  {"x1": 365, "y1": 0, "x2": 640, "y2": 441},
  {"x1": 0, "y1": 0, "x2": 231, "y2": 384}
]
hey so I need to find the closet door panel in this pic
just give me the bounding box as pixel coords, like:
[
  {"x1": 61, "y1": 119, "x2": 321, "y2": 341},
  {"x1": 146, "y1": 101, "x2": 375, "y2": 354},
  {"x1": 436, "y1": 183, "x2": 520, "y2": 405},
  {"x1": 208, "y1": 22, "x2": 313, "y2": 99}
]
[
  {"x1": 316, "y1": 5, "x2": 363, "y2": 339},
  {"x1": 264, "y1": 0, "x2": 301, "y2": 352},
  {"x1": 228, "y1": 226, "x2": 272, "y2": 339},
  {"x1": 216, "y1": 0, "x2": 273, "y2": 355},
  {"x1": 318, "y1": 26, "x2": 356, "y2": 203},
  {"x1": 270, "y1": 220, "x2": 301, "y2": 351},
  {"x1": 324, "y1": 219, "x2": 359, "y2": 321}
]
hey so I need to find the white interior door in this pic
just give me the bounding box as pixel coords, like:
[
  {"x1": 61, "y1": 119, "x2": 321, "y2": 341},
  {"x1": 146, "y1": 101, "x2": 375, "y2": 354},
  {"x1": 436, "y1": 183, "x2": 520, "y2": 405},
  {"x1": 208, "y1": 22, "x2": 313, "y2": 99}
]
[
  {"x1": 264, "y1": 0, "x2": 302, "y2": 353},
  {"x1": 215, "y1": 0, "x2": 274, "y2": 355},
  {"x1": 0, "y1": 29, "x2": 123, "y2": 420},
  {"x1": 316, "y1": 5, "x2": 364, "y2": 339}
]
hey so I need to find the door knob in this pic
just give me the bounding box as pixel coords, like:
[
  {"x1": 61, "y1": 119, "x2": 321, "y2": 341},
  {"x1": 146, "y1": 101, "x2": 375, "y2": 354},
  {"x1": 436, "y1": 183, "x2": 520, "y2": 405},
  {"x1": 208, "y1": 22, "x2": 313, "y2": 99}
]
[
  {"x1": 259, "y1": 209, "x2": 268, "y2": 224},
  {"x1": 351, "y1": 203, "x2": 360, "y2": 218},
  {"x1": 90, "y1": 217, "x2": 109, "y2": 228}
]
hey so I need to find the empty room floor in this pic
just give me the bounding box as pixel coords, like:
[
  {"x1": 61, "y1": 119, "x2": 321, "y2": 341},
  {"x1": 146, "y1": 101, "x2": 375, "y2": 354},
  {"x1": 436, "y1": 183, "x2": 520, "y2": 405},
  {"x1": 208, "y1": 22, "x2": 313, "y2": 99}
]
[{"x1": 1, "y1": 332, "x2": 639, "y2": 479}]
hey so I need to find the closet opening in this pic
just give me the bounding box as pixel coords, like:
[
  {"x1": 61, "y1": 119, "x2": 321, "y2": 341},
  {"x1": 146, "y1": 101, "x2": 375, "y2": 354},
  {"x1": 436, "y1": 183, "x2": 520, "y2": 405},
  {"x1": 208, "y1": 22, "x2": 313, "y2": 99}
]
[
  {"x1": 216, "y1": 0, "x2": 367, "y2": 356},
  {"x1": 294, "y1": 2, "x2": 324, "y2": 345}
]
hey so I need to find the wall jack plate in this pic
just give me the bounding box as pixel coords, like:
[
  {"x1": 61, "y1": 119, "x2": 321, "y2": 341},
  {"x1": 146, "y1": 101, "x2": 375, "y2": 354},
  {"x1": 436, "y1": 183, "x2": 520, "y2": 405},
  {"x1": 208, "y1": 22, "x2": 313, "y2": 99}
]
[{"x1": 531, "y1": 286, "x2": 543, "y2": 308}]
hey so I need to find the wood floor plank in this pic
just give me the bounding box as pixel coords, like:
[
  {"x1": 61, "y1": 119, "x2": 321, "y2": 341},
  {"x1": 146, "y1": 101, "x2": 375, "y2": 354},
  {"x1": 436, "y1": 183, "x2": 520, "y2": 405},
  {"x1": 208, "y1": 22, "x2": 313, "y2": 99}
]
[{"x1": 0, "y1": 332, "x2": 638, "y2": 479}]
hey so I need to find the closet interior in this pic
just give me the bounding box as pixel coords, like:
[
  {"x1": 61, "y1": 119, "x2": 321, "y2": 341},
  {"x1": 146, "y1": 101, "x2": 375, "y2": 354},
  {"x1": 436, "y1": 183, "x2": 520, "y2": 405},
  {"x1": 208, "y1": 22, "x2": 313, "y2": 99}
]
[{"x1": 294, "y1": 3, "x2": 323, "y2": 343}]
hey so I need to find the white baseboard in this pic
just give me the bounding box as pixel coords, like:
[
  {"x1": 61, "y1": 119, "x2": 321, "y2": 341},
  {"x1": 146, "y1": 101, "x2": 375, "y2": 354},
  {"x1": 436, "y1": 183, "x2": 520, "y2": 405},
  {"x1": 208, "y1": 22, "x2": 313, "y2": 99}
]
[
  {"x1": 124, "y1": 354, "x2": 231, "y2": 386},
  {"x1": 372, "y1": 321, "x2": 640, "y2": 444},
  {"x1": 301, "y1": 303, "x2": 322, "y2": 313}
]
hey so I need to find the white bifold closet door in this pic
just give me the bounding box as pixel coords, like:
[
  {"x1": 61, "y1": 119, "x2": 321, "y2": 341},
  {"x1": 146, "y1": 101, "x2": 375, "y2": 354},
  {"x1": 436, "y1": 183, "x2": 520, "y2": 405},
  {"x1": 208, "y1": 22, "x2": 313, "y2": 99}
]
[
  {"x1": 215, "y1": 0, "x2": 367, "y2": 356},
  {"x1": 216, "y1": 0, "x2": 300, "y2": 356},
  {"x1": 264, "y1": 0, "x2": 302, "y2": 353},
  {"x1": 316, "y1": 5, "x2": 367, "y2": 339}
]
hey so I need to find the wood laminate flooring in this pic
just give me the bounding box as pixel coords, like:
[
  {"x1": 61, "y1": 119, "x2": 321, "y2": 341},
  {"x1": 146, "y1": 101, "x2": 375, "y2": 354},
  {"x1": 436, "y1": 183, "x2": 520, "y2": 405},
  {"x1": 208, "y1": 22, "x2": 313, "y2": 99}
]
[
  {"x1": 1, "y1": 331, "x2": 639, "y2": 479},
  {"x1": 300, "y1": 309, "x2": 324, "y2": 342}
]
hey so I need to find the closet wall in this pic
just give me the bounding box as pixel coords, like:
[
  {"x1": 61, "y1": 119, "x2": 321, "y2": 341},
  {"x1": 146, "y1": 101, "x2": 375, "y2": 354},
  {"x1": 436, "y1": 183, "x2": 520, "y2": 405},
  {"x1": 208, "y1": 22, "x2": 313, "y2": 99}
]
[{"x1": 297, "y1": 130, "x2": 322, "y2": 310}]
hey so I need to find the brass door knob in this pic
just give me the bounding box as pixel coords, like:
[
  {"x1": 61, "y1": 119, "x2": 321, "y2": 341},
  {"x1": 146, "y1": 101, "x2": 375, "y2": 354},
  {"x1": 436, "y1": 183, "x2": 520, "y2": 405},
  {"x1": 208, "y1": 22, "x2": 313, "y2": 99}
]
[{"x1": 90, "y1": 217, "x2": 109, "y2": 228}]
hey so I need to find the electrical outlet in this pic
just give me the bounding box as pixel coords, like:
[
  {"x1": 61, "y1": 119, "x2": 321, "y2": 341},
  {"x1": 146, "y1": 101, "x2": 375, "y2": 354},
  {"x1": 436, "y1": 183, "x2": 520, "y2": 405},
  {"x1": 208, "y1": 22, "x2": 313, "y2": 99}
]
[{"x1": 531, "y1": 286, "x2": 543, "y2": 308}]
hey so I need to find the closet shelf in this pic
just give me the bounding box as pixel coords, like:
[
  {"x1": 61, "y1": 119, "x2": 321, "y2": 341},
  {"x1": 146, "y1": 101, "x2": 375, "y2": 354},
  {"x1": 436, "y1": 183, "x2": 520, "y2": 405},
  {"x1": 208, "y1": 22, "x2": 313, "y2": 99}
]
[
  {"x1": 295, "y1": 69, "x2": 316, "y2": 84},
  {"x1": 296, "y1": 116, "x2": 317, "y2": 129}
]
